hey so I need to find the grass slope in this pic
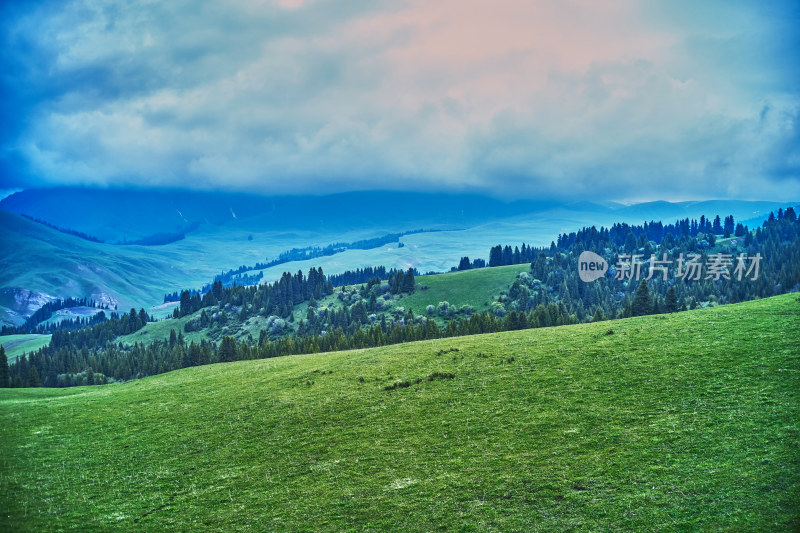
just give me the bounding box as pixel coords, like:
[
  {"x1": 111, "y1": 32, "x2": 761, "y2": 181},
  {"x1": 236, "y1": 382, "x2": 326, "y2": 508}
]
[
  {"x1": 395, "y1": 264, "x2": 529, "y2": 315},
  {"x1": 0, "y1": 334, "x2": 52, "y2": 362},
  {"x1": 1, "y1": 294, "x2": 798, "y2": 531},
  {"x1": 0, "y1": 210, "x2": 202, "y2": 315}
]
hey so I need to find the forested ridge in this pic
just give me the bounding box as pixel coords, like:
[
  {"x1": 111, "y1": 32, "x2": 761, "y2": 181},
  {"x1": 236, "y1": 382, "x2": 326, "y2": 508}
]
[{"x1": 2, "y1": 208, "x2": 798, "y2": 388}]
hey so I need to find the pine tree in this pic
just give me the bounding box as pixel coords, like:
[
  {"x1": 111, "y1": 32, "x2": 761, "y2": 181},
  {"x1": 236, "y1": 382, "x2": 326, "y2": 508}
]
[
  {"x1": 631, "y1": 279, "x2": 652, "y2": 317},
  {"x1": 403, "y1": 268, "x2": 416, "y2": 293},
  {"x1": 0, "y1": 345, "x2": 9, "y2": 387},
  {"x1": 713, "y1": 215, "x2": 723, "y2": 235},
  {"x1": 219, "y1": 336, "x2": 238, "y2": 362},
  {"x1": 28, "y1": 365, "x2": 41, "y2": 387},
  {"x1": 665, "y1": 286, "x2": 679, "y2": 313},
  {"x1": 489, "y1": 246, "x2": 503, "y2": 267}
]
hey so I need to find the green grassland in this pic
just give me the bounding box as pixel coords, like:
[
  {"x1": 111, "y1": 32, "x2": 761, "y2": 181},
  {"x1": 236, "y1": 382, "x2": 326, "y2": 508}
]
[
  {"x1": 394, "y1": 264, "x2": 529, "y2": 315},
  {"x1": 2, "y1": 294, "x2": 798, "y2": 531},
  {"x1": 0, "y1": 334, "x2": 51, "y2": 362}
]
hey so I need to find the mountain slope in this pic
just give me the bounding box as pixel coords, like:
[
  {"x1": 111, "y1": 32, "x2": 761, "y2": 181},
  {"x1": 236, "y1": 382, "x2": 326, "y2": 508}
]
[
  {"x1": 2, "y1": 294, "x2": 797, "y2": 531},
  {"x1": 0, "y1": 210, "x2": 203, "y2": 320},
  {"x1": 0, "y1": 188, "x2": 556, "y2": 243}
]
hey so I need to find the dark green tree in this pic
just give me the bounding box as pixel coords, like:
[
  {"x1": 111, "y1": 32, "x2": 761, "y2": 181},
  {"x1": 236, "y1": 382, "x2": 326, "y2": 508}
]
[
  {"x1": 28, "y1": 365, "x2": 41, "y2": 387},
  {"x1": 631, "y1": 279, "x2": 653, "y2": 317},
  {"x1": 219, "y1": 336, "x2": 238, "y2": 363},
  {"x1": 403, "y1": 268, "x2": 416, "y2": 293},
  {"x1": 0, "y1": 345, "x2": 9, "y2": 387},
  {"x1": 664, "y1": 286, "x2": 679, "y2": 313}
]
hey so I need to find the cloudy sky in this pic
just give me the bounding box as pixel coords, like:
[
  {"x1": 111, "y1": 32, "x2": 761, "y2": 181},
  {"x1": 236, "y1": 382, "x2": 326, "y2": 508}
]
[{"x1": 1, "y1": 0, "x2": 798, "y2": 201}]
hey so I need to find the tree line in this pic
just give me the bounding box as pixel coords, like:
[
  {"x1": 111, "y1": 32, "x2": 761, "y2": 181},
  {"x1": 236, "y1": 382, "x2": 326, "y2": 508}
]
[{"x1": 0, "y1": 297, "x2": 112, "y2": 335}]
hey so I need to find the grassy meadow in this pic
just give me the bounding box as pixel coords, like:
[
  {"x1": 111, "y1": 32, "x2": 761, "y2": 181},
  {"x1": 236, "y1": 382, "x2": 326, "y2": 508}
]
[
  {"x1": 1, "y1": 294, "x2": 798, "y2": 531},
  {"x1": 0, "y1": 334, "x2": 52, "y2": 362}
]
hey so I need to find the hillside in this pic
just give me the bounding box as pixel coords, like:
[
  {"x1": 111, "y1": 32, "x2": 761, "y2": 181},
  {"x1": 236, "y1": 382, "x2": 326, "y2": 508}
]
[
  {"x1": 0, "y1": 210, "x2": 205, "y2": 323},
  {"x1": 0, "y1": 188, "x2": 554, "y2": 243},
  {"x1": 117, "y1": 264, "x2": 531, "y2": 348},
  {"x1": 1, "y1": 294, "x2": 797, "y2": 531},
  {"x1": 0, "y1": 334, "x2": 51, "y2": 362}
]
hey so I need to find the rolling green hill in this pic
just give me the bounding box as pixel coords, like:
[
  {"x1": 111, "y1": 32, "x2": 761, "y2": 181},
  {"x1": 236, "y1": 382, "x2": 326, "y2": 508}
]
[
  {"x1": 0, "y1": 210, "x2": 202, "y2": 321},
  {"x1": 0, "y1": 334, "x2": 51, "y2": 362},
  {"x1": 0, "y1": 210, "x2": 377, "y2": 327},
  {"x1": 394, "y1": 264, "x2": 529, "y2": 315},
  {"x1": 1, "y1": 294, "x2": 798, "y2": 531}
]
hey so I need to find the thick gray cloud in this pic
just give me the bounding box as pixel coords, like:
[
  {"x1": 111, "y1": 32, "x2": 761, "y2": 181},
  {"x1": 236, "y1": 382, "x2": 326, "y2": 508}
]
[{"x1": 1, "y1": 0, "x2": 798, "y2": 201}]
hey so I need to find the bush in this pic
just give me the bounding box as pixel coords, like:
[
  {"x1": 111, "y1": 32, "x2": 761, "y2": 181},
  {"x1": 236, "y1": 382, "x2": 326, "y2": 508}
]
[
  {"x1": 492, "y1": 302, "x2": 506, "y2": 317},
  {"x1": 269, "y1": 318, "x2": 286, "y2": 334},
  {"x1": 426, "y1": 305, "x2": 435, "y2": 315}
]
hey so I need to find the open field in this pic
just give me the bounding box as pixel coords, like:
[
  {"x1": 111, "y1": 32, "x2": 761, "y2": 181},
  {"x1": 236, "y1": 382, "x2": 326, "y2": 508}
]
[
  {"x1": 394, "y1": 264, "x2": 530, "y2": 316},
  {"x1": 1, "y1": 294, "x2": 798, "y2": 531},
  {"x1": 0, "y1": 334, "x2": 52, "y2": 362}
]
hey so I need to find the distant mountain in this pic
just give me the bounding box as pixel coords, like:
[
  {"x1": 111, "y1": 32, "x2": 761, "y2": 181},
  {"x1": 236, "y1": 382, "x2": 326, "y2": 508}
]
[
  {"x1": 613, "y1": 200, "x2": 790, "y2": 226},
  {"x1": 2, "y1": 187, "x2": 791, "y2": 245},
  {"x1": 0, "y1": 188, "x2": 557, "y2": 243}
]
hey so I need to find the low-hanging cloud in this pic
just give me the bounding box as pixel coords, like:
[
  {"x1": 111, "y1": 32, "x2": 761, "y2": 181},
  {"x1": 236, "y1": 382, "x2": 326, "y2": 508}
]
[{"x1": 1, "y1": 0, "x2": 798, "y2": 201}]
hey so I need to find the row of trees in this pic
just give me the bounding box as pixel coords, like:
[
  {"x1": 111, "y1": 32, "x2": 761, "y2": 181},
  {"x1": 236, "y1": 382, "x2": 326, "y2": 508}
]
[
  {"x1": 326, "y1": 266, "x2": 420, "y2": 287},
  {"x1": 187, "y1": 231, "x2": 429, "y2": 296},
  {"x1": 492, "y1": 210, "x2": 798, "y2": 326},
  {"x1": 0, "y1": 297, "x2": 112, "y2": 336}
]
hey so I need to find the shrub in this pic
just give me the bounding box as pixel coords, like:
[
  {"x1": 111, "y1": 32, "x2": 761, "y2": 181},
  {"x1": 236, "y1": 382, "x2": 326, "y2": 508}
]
[
  {"x1": 269, "y1": 318, "x2": 286, "y2": 334},
  {"x1": 458, "y1": 305, "x2": 475, "y2": 316},
  {"x1": 437, "y1": 301, "x2": 454, "y2": 317},
  {"x1": 384, "y1": 380, "x2": 412, "y2": 391},
  {"x1": 492, "y1": 302, "x2": 506, "y2": 317}
]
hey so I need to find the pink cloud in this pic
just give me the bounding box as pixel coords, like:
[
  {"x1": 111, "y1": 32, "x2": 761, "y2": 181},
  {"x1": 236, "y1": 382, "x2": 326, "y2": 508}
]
[{"x1": 341, "y1": 0, "x2": 675, "y2": 118}]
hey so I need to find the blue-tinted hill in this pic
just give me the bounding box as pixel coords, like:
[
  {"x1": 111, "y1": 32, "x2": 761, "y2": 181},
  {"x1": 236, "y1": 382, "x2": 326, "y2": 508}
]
[{"x1": 0, "y1": 188, "x2": 558, "y2": 243}]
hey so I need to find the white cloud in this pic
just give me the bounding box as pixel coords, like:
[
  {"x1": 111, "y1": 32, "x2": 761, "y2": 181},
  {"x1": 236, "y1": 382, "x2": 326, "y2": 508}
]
[{"x1": 2, "y1": 0, "x2": 798, "y2": 200}]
